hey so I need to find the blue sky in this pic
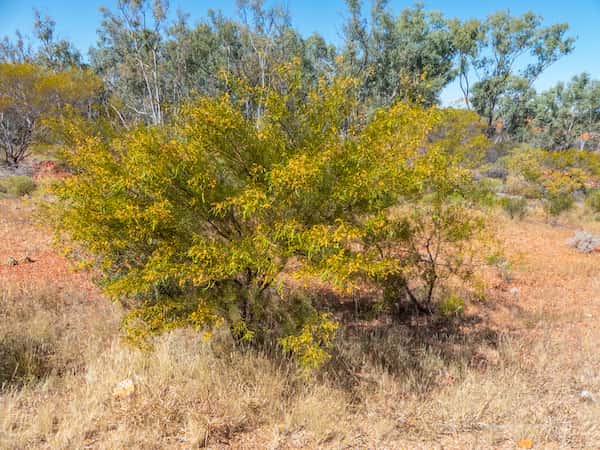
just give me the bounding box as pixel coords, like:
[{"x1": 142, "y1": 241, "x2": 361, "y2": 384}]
[{"x1": 1, "y1": 0, "x2": 599, "y2": 104}]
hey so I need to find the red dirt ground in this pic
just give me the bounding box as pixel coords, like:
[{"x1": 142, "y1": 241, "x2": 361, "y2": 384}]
[{"x1": 0, "y1": 197, "x2": 99, "y2": 297}]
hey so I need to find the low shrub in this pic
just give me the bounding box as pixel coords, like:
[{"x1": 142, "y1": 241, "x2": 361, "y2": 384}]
[
  {"x1": 500, "y1": 196, "x2": 528, "y2": 220},
  {"x1": 543, "y1": 193, "x2": 575, "y2": 220},
  {"x1": 504, "y1": 176, "x2": 541, "y2": 199},
  {"x1": 0, "y1": 284, "x2": 119, "y2": 390},
  {"x1": 50, "y1": 76, "x2": 489, "y2": 366},
  {"x1": 0, "y1": 175, "x2": 36, "y2": 197},
  {"x1": 586, "y1": 190, "x2": 600, "y2": 215},
  {"x1": 439, "y1": 294, "x2": 465, "y2": 318},
  {"x1": 0, "y1": 335, "x2": 55, "y2": 386},
  {"x1": 484, "y1": 166, "x2": 509, "y2": 180}
]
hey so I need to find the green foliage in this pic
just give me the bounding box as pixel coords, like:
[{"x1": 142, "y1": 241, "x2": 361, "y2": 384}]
[
  {"x1": 1, "y1": 9, "x2": 82, "y2": 70},
  {"x1": 279, "y1": 313, "x2": 338, "y2": 371},
  {"x1": 504, "y1": 176, "x2": 542, "y2": 199},
  {"x1": 31, "y1": 10, "x2": 83, "y2": 70},
  {"x1": 543, "y1": 192, "x2": 575, "y2": 219},
  {"x1": 503, "y1": 147, "x2": 543, "y2": 183},
  {"x1": 0, "y1": 175, "x2": 35, "y2": 197},
  {"x1": 503, "y1": 146, "x2": 600, "y2": 220},
  {"x1": 91, "y1": 0, "x2": 332, "y2": 125},
  {"x1": 527, "y1": 74, "x2": 600, "y2": 150},
  {"x1": 586, "y1": 190, "x2": 600, "y2": 215},
  {"x1": 500, "y1": 196, "x2": 527, "y2": 220},
  {"x1": 439, "y1": 294, "x2": 465, "y2": 318},
  {"x1": 540, "y1": 169, "x2": 583, "y2": 219},
  {"x1": 543, "y1": 148, "x2": 600, "y2": 176},
  {"x1": 468, "y1": 11, "x2": 574, "y2": 137},
  {"x1": 340, "y1": 1, "x2": 457, "y2": 106},
  {"x1": 3, "y1": 1, "x2": 588, "y2": 145}
]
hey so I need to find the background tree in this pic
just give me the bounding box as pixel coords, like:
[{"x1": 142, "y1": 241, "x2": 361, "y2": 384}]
[
  {"x1": 32, "y1": 11, "x2": 82, "y2": 70},
  {"x1": 92, "y1": 0, "x2": 332, "y2": 126},
  {"x1": 0, "y1": 10, "x2": 82, "y2": 70},
  {"x1": 92, "y1": 0, "x2": 169, "y2": 126},
  {"x1": 493, "y1": 76, "x2": 537, "y2": 142},
  {"x1": 0, "y1": 31, "x2": 32, "y2": 64},
  {"x1": 528, "y1": 73, "x2": 600, "y2": 150},
  {"x1": 340, "y1": 0, "x2": 457, "y2": 106},
  {"x1": 448, "y1": 17, "x2": 483, "y2": 109},
  {"x1": 0, "y1": 63, "x2": 101, "y2": 166},
  {"x1": 467, "y1": 11, "x2": 574, "y2": 137}
]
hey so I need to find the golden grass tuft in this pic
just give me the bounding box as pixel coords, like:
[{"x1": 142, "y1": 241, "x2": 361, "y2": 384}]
[{"x1": 3, "y1": 281, "x2": 600, "y2": 448}]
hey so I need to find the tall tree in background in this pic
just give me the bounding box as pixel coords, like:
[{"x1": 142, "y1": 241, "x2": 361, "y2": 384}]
[
  {"x1": 467, "y1": 11, "x2": 574, "y2": 137},
  {"x1": 32, "y1": 11, "x2": 83, "y2": 70},
  {"x1": 0, "y1": 0, "x2": 586, "y2": 145},
  {"x1": 92, "y1": 0, "x2": 169, "y2": 126},
  {"x1": 0, "y1": 10, "x2": 82, "y2": 70},
  {"x1": 161, "y1": 11, "x2": 225, "y2": 104},
  {"x1": 0, "y1": 31, "x2": 31, "y2": 65},
  {"x1": 92, "y1": 0, "x2": 331, "y2": 126},
  {"x1": 233, "y1": 0, "x2": 300, "y2": 121},
  {"x1": 493, "y1": 76, "x2": 536, "y2": 142},
  {"x1": 341, "y1": 0, "x2": 457, "y2": 106},
  {"x1": 448, "y1": 17, "x2": 483, "y2": 109},
  {"x1": 528, "y1": 73, "x2": 600, "y2": 150}
]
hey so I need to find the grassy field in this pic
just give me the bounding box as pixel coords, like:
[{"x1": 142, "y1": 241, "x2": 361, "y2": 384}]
[{"x1": 1, "y1": 192, "x2": 600, "y2": 449}]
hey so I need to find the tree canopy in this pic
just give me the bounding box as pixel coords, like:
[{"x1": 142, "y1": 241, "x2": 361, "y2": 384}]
[{"x1": 0, "y1": 63, "x2": 101, "y2": 166}]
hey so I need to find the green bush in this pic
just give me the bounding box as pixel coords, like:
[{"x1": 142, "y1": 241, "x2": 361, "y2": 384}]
[
  {"x1": 472, "y1": 177, "x2": 503, "y2": 206},
  {"x1": 543, "y1": 193, "x2": 574, "y2": 219},
  {"x1": 504, "y1": 176, "x2": 541, "y2": 199},
  {"x1": 586, "y1": 190, "x2": 600, "y2": 214},
  {"x1": 0, "y1": 175, "x2": 36, "y2": 197},
  {"x1": 500, "y1": 196, "x2": 528, "y2": 220},
  {"x1": 439, "y1": 294, "x2": 465, "y2": 318}
]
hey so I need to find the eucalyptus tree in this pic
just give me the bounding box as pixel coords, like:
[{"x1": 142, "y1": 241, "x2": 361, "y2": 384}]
[
  {"x1": 32, "y1": 11, "x2": 83, "y2": 70},
  {"x1": 448, "y1": 18, "x2": 484, "y2": 109},
  {"x1": 341, "y1": 0, "x2": 457, "y2": 107},
  {"x1": 91, "y1": 0, "x2": 169, "y2": 126},
  {"x1": 528, "y1": 74, "x2": 600, "y2": 150},
  {"x1": 467, "y1": 11, "x2": 574, "y2": 137},
  {"x1": 0, "y1": 10, "x2": 81, "y2": 70},
  {"x1": 92, "y1": 0, "x2": 331, "y2": 126}
]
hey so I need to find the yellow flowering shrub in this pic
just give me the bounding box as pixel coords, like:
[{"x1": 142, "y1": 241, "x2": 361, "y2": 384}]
[{"x1": 49, "y1": 71, "x2": 489, "y2": 366}]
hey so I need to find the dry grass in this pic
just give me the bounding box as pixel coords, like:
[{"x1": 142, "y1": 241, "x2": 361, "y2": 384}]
[{"x1": 2, "y1": 197, "x2": 600, "y2": 448}]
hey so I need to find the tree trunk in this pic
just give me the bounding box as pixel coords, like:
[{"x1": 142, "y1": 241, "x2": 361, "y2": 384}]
[{"x1": 386, "y1": 274, "x2": 431, "y2": 316}]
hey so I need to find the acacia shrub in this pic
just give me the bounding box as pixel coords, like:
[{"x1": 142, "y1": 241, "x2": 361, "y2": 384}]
[
  {"x1": 503, "y1": 146, "x2": 600, "y2": 220},
  {"x1": 51, "y1": 77, "x2": 489, "y2": 365}
]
